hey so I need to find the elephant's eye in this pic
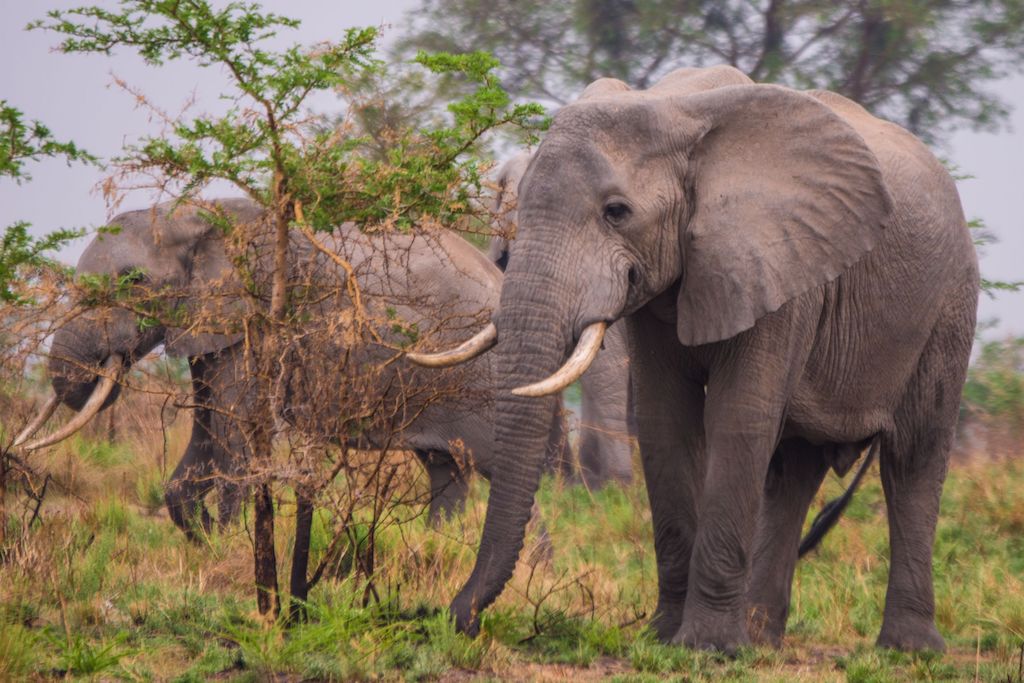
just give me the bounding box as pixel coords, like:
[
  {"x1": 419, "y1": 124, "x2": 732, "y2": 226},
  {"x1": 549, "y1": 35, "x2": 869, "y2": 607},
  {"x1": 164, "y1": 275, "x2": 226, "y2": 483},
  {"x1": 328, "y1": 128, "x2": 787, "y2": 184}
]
[{"x1": 603, "y1": 202, "x2": 631, "y2": 226}]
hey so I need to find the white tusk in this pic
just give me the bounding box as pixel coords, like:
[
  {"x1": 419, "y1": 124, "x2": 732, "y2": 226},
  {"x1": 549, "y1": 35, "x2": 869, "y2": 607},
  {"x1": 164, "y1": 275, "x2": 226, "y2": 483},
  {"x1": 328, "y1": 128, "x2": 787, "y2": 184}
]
[
  {"x1": 19, "y1": 354, "x2": 123, "y2": 452},
  {"x1": 11, "y1": 395, "x2": 60, "y2": 447},
  {"x1": 512, "y1": 322, "x2": 607, "y2": 398},
  {"x1": 406, "y1": 323, "x2": 497, "y2": 368}
]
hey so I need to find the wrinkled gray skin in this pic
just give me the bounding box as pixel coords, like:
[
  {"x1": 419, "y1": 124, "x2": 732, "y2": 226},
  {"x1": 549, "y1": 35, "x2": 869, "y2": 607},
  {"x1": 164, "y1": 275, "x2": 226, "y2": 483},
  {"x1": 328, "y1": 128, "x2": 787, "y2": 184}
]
[
  {"x1": 488, "y1": 152, "x2": 634, "y2": 488},
  {"x1": 48, "y1": 198, "x2": 570, "y2": 536},
  {"x1": 451, "y1": 66, "x2": 978, "y2": 654}
]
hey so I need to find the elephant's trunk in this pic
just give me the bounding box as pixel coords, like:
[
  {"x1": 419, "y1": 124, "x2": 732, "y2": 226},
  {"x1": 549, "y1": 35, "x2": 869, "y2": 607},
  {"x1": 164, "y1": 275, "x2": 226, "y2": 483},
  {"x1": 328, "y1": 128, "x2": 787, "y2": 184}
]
[{"x1": 450, "y1": 272, "x2": 570, "y2": 635}]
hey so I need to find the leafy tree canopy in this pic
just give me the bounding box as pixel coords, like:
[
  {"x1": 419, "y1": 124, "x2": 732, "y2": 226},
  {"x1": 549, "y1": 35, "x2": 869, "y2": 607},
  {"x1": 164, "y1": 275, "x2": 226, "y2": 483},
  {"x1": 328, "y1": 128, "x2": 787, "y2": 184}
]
[
  {"x1": 399, "y1": 0, "x2": 1024, "y2": 143},
  {"x1": 0, "y1": 102, "x2": 97, "y2": 304}
]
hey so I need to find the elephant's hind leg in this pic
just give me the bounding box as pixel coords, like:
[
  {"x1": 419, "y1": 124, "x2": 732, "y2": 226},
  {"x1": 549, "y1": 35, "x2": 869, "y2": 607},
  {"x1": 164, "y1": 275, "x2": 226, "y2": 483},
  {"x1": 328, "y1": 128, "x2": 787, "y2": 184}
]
[
  {"x1": 746, "y1": 439, "x2": 829, "y2": 647},
  {"x1": 208, "y1": 415, "x2": 250, "y2": 529},
  {"x1": 415, "y1": 449, "x2": 469, "y2": 523},
  {"x1": 215, "y1": 480, "x2": 247, "y2": 527},
  {"x1": 877, "y1": 295, "x2": 974, "y2": 652}
]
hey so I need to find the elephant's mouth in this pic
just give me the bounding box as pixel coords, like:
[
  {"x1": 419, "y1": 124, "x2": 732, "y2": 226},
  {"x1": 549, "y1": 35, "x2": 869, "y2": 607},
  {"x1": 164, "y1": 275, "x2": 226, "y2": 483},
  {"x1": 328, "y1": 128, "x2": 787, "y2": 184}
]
[
  {"x1": 511, "y1": 321, "x2": 608, "y2": 396},
  {"x1": 52, "y1": 372, "x2": 123, "y2": 413},
  {"x1": 51, "y1": 355, "x2": 125, "y2": 412}
]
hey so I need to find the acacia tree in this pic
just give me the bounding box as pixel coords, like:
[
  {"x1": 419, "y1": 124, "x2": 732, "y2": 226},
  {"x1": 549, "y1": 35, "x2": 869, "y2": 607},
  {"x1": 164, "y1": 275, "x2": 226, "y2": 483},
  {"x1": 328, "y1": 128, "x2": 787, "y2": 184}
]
[
  {"x1": 31, "y1": 0, "x2": 543, "y2": 618},
  {"x1": 0, "y1": 102, "x2": 96, "y2": 305},
  {"x1": 399, "y1": 0, "x2": 1024, "y2": 143}
]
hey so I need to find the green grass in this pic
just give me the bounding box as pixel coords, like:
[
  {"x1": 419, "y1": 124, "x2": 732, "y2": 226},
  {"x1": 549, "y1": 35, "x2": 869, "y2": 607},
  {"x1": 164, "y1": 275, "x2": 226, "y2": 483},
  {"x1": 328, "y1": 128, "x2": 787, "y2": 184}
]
[{"x1": 1, "y1": 421, "x2": 1023, "y2": 681}]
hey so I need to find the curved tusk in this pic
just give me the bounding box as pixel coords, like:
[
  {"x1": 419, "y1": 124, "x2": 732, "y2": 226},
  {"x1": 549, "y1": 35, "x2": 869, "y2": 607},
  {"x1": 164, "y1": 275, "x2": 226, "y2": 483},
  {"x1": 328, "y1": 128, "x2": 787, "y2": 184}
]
[
  {"x1": 11, "y1": 395, "x2": 61, "y2": 448},
  {"x1": 20, "y1": 354, "x2": 123, "y2": 452},
  {"x1": 512, "y1": 322, "x2": 607, "y2": 398},
  {"x1": 406, "y1": 323, "x2": 497, "y2": 368}
]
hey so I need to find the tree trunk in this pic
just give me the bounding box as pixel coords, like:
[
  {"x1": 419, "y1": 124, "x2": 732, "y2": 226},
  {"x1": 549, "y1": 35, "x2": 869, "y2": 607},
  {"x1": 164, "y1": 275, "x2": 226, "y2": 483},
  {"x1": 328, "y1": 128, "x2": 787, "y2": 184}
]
[
  {"x1": 289, "y1": 493, "x2": 314, "y2": 623},
  {"x1": 254, "y1": 481, "x2": 280, "y2": 617},
  {"x1": 252, "y1": 173, "x2": 293, "y2": 618}
]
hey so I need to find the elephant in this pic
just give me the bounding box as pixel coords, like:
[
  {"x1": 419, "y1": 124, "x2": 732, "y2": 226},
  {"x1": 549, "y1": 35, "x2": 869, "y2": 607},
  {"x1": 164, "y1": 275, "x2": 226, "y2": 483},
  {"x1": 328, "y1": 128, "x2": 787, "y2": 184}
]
[
  {"x1": 488, "y1": 151, "x2": 635, "y2": 488},
  {"x1": 30, "y1": 197, "x2": 574, "y2": 537},
  {"x1": 412, "y1": 65, "x2": 979, "y2": 653}
]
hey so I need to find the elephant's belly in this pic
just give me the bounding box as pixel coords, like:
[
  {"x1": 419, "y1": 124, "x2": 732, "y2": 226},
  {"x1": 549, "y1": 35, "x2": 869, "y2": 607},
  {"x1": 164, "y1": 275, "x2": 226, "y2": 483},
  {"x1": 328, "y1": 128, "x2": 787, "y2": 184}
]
[{"x1": 781, "y1": 392, "x2": 894, "y2": 446}]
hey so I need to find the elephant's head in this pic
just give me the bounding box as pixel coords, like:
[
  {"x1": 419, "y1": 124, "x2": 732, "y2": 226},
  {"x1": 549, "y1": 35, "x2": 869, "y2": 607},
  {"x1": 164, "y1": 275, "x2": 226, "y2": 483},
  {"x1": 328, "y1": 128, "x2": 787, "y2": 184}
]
[
  {"x1": 488, "y1": 150, "x2": 636, "y2": 488},
  {"x1": 41, "y1": 198, "x2": 259, "y2": 438},
  {"x1": 415, "y1": 66, "x2": 892, "y2": 634}
]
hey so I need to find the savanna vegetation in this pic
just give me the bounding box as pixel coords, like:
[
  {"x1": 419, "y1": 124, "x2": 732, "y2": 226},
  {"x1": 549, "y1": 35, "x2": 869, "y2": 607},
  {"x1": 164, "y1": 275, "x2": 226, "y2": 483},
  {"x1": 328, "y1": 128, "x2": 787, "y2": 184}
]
[
  {"x1": 3, "y1": 0, "x2": 1024, "y2": 680},
  {"x1": 1, "y1": 374, "x2": 1023, "y2": 681}
]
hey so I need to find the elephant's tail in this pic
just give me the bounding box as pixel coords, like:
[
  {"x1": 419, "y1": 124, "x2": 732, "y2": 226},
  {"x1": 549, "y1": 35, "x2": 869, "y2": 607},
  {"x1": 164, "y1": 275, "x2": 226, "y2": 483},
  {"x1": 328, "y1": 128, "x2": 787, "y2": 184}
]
[{"x1": 797, "y1": 436, "x2": 880, "y2": 558}]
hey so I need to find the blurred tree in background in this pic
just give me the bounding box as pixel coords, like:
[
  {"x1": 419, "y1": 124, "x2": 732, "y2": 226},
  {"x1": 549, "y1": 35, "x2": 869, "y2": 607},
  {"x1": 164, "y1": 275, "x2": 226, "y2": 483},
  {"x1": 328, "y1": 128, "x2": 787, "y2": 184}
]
[
  {"x1": 960, "y1": 336, "x2": 1024, "y2": 456},
  {"x1": 399, "y1": 0, "x2": 1024, "y2": 143},
  {"x1": 963, "y1": 337, "x2": 1024, "y2": 422}
]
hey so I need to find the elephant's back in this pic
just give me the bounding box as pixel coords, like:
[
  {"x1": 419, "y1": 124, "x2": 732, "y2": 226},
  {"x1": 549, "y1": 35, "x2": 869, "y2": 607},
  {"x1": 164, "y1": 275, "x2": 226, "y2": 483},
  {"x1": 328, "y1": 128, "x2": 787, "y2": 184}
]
[
  {"x1": 807, "y1": 90, "x2": 969, "y2": 245},
  {"x1": 417, "y1": 229, "x2": 503, "y2": 312},
  {"x1": 807, "y1": 90, "x2": 977, "y2": 292},
  {"x1": 326, "y1": 224, "x2": 501, "y2": 340},
  {"x1": 647, "y1": 65, "x2": 753, "y2": 96}
]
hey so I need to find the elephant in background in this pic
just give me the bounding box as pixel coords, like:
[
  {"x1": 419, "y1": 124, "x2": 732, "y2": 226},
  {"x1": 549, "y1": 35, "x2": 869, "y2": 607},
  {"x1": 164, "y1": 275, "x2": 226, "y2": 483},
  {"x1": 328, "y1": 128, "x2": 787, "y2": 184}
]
[
  {"x1": 488, "y1": 152, "x2": 635, "y2": 488},
  {"x1": 416, "y1": 66, "x2": 978, "y2": 653},
  {"x1": 39, "y1": 198, "x2": 572, "y2": 535}
]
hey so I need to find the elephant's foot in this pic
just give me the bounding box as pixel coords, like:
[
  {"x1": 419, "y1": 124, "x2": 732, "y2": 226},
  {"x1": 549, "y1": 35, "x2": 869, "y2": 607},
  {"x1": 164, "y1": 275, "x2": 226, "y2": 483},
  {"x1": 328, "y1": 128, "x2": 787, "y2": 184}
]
[
  {"x1": 449, "y1": 592, "x2": 481, "y2": 638},
  {"x1": 165, "y1": 493, "x2": 213, "y2": 542},
  {"x1": 179, "y1": 513, "x2": 213, "y2": 542},
  {"x1": 649, "y1": 601, "x2": 685, "y2": 643},
  {"x1": 674, "y1": 610, "x2": 752, "y2": 655},
  {"x1": 877, "y1": 616, "x2": 945, "y2": 652},
  {"x1": 427, "y1": 498, "x2": 464, "y2": 527},
  {"x1": 745, "y1": 604, "x2": 785, "y2": 648}
]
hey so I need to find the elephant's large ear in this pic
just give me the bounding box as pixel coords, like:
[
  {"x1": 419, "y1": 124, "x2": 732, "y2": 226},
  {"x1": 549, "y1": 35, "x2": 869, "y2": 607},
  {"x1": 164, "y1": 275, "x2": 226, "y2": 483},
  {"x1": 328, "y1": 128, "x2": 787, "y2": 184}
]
[
  {"x1": 671, "y1": 84, "x2": 892, "y2": 346},
  {"x1": 487, "y1": 151, "x2": 533, "y2": 267},
  {"x1": 163, "y1": 201, "x2": 257, "y2": 357}
]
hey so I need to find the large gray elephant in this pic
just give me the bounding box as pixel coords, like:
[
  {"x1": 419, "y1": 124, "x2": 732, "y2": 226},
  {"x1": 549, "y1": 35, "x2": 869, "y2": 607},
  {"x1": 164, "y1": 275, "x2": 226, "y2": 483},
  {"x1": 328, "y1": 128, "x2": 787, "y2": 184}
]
[
  {"x1": 30, "y1": 198, "x2": 571, "y2": 536},
  {"x1": 488, "y1": 152, "x2": 634, "y2": 488},
  {"x1": 413, "y1": 66, "x2": 979, "y2": 653}
]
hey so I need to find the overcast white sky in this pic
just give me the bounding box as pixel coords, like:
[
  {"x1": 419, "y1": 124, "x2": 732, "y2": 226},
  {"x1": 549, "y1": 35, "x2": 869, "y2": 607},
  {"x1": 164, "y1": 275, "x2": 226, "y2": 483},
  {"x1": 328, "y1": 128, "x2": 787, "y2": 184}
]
[{"x1": 2, "y1": 1, "x2": 1021, "y2": 338}]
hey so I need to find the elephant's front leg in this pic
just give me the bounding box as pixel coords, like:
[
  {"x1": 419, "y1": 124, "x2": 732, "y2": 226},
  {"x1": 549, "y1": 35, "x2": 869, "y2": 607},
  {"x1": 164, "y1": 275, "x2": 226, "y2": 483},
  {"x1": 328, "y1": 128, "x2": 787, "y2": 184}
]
[
  {"x1": 165, "y1": 358, "x2": 220, "y2": 538},
  {"x1": 627, "y1": 311, "x2": 707, "y2": 642},
  {"x1": 676, "y1": 312, "x2": 815, "y2": 653},
  {"x1": 165, "y1": 422, "x2": 217, "y2": 539},
  {"x1": 210, "y1": 413, "x2": 250, "y2": 526},
  {"x1": 675, "y1": 416, "x2": 779, "y2": 652}
]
